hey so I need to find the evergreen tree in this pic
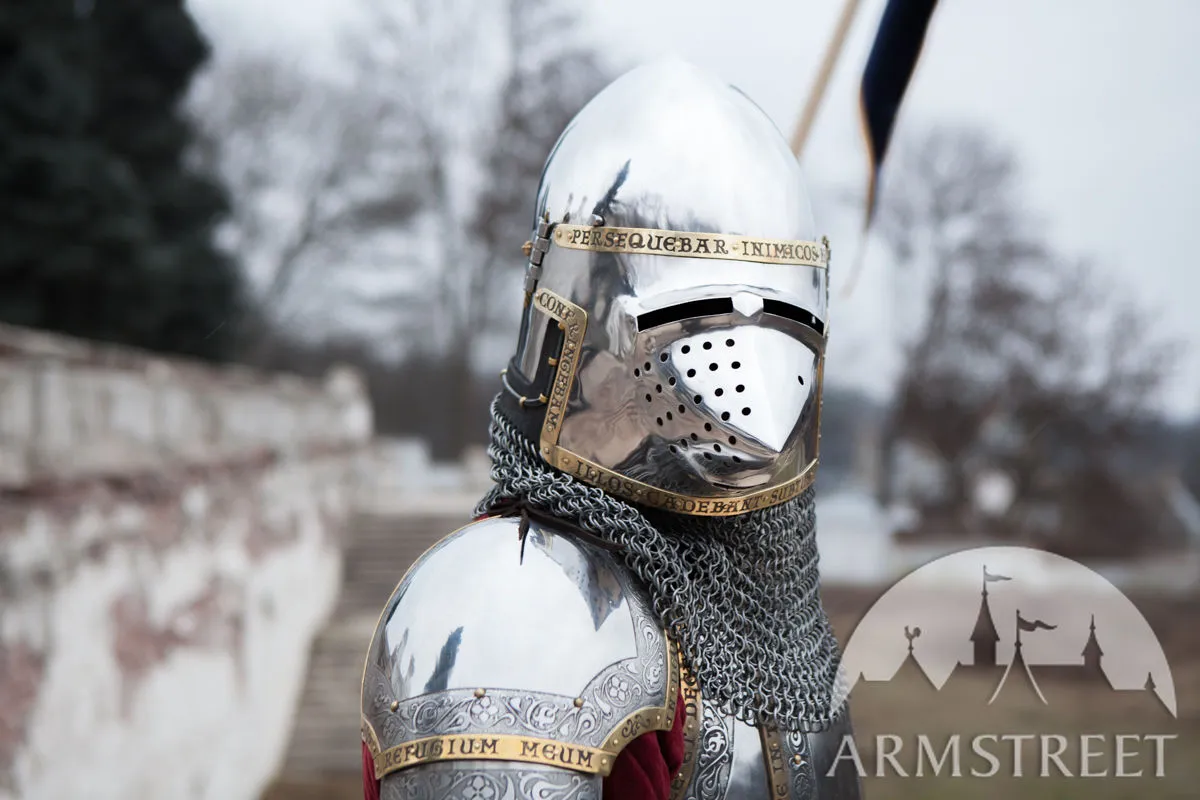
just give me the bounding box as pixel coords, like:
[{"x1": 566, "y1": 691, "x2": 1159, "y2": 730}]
[{"x1": 0, "y1": 0, "x2": 242, "y2": 361}]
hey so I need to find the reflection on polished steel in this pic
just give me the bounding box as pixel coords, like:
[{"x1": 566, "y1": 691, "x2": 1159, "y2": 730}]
[
  {"x1": 668, "y1": 703, "x2": 861, "y2": 800},
  {"x1": 378, "y1": 761, "x2": 600, "y2": 800},
  {"x1": 361, "y1": 517, "x2": 678, "y2": 787},
  {"x1": 509, "y1": 59, "x2": 828, "y2": 513},
  {"x1": 726, "y1": 719, "x2": 772, "y2": 799}
]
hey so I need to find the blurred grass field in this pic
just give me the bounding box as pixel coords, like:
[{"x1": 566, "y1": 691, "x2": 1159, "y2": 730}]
[{"x1": 265, "y1": 587, "x2": 1200, "y2": 800}]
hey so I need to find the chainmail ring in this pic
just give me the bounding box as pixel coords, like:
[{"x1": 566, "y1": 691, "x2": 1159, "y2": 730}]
[{"x1": 475, "y1": 398, "x2": 846, "y2": 733}]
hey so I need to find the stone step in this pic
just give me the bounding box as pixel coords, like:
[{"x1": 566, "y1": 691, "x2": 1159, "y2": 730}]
[{"x1": 277, "y1": 511, "x2": 476, "y2": 780}]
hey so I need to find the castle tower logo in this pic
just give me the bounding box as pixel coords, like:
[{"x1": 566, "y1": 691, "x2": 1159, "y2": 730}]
[
  {"x1": 833, "y1": 546, "x2": 1176, "y2": 716},
  {"x1": 826, "y1": 546, "x2": 1181, "y2": 781}
]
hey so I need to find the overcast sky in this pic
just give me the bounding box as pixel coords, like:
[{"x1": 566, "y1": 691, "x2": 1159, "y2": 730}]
[{"x1": 191, "y1": 0, "x2": 1199, "y2": 418}]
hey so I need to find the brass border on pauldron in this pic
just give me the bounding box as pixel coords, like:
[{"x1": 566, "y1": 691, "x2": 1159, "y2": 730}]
[
  {"x1": 372, "y1": 733, "x2": 614, "y2": 778},
  {"x1": 366, "y1": 635, "x2": 681, "y2": 781},
  {"x1": 532, "y1": 286, "x2": 823, "y2": 517}
]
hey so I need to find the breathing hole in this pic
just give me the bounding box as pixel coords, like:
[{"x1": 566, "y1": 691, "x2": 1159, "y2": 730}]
[
  {"x1": 645, "y1": 394, "x2": 652, "y2": 402},
  {"x1": 704, "y1": 423, "x2": 713, "y2": 432},
  {"x1": 736, "y1": 384, "x2": 745, "y2": 393},
  {"x1": 644, "y1": 362, "x2": 651, "y2": 371},
  {"x1": 798, "y1": 375, "x2": 805, "y2": 385},
  {"x1": 678, "y1": 405, "x2": 686, "y2": 414},
  {"x1": 666, "y1": 411, "x2": 673, "y2": 421},
  {"x1": 703, "y1": 341, "x2": 712, "y2": 350},
  {"x1": 633, "y1": 368, "x2": 640, "y2": 377},
  {"x1": 693, "y1": 394, "x2": 702, "y2": 403},
  {"x1": 687, "y1": 369, "x2": 696, "y2": 378},
  {"x1": 660, "y1": 352, "x2": 669, "y2": 362},
  {"x1": 720, "y1": 412, "x2": 730, "y2": 421},
  {"x1": 732, "y1": 456, "x2": 742, "y2": 463},
  {"x1": 713, "y1": 443, "x2": 722, "y2": 453},
  {"x1": 728, "y1": 436, "x2": 737, "y2": 445},
  {"x1": 742, "y1": 407, "x2": 751, "y2": 416},
  {"x1": 668, "y1": 377, "x2": 677, "y2": 386},
  {"x1": 656, "y1": 417, "x2": 663, "y2": 426},
  {"x1": 703, "y1": 453, "x2": 712, "y2": 461},
  {"x1": 714, "y1": 388, "x2": 724, "y2": 397},
  {"x1": 709, "y1": 363, "x2": 718, "y2": 371},
  {"x1": 670, "y1": 445, "x2": 678, "y2": 454},
  {"x1": 681, "y1": 345, "x2": 691, "y2": 354},
  {"x1": 726, "y1": 338, "x2": 735, "y2": 347},
  {"x1": 731, "y1": 361, "x2": 741, "y2": 369},
  {"x1": 656, "y1": 384, "x2": 663, "y2": 393},
  {"x1": 690, "y1": 433, "x2": 699, "y2": 441},
  {"x1": 680, "y1": 439, "x2": 689, "y2": 447}
]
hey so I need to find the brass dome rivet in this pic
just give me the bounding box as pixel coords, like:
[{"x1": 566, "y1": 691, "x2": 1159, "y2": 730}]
[
  {"x1": 389, "y1": 700, "x2": 399, "y2": 712},
  {"x1": 573, "y1": 697, "x2": 584, "y2": 708},
  {"x1": 793, "y1": 754, "x2": 805, "y2": 766},
  {"x1": 474, "y1": 688, "x2": 486, "y2": 698},
  {"x1": 521, "y1": 241, "x2": 533, "y2": 257}
]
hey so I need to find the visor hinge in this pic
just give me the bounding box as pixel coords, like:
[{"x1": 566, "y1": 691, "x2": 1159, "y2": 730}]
[{"x1": 522, "y1": 214, "x2": 554, "y2": 303}]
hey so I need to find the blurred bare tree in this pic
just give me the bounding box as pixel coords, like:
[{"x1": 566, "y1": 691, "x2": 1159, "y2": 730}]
[
  {"x1": 189, "y1": 56, "x2": 421, "y2": 356},
  {"x1": 189, "y1": 0, "x2": 607, "y2": 456},
  {"x1": 339, "y1": 0, "x2": 607, "y2": 453},
  {"x1": 874, "y1": 125, "x2": 1181, "y2": 556}
]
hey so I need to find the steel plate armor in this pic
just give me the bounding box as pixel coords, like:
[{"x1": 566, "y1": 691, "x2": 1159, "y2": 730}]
[
  {"x1": 504, "y1": 60, "x2": 829, "y2": 517},
  {"x1": 361, "y1": 59, "x2": 862, "y2": 800}
]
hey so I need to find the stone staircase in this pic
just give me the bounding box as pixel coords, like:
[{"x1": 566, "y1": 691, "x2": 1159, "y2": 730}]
[{"x1": 279, "y1": 511, "x2": 465, "y2": 778}]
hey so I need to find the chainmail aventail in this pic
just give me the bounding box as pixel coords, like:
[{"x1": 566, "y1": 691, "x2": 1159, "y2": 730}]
[{"x1": 475, "y1": 398, "x2": 847, "y2": 733}]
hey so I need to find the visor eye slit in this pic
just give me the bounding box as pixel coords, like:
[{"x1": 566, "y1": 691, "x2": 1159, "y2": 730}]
[
  {"x1": 761, "y1": 298, "x2": 825, "y2": 336},
  {"x1": 636, "y1": 298, "x2": 734, "y2": 331}
]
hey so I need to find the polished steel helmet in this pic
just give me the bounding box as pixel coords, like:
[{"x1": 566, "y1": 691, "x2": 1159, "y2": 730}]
[{"x1": 500, "y1": 59, "x2": 829, "y2": 517}]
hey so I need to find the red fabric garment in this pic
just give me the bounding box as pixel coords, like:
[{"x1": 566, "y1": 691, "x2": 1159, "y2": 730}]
[
  {"x1": 362, "y1": 741, "x2": 380, "y2": 800},
  {"x1": 361, "y1": 691, "x2": 686, "y2": 800},
  {"x1": 604, "y1": 688, "x2": 688, "y2": 800}
]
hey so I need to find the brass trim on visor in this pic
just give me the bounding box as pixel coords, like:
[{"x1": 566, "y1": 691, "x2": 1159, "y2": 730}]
[
  {"x1": 532, "y1": 286, "x2": 819, "y2": 517},
  {"x1": 553, "y1": 224, "x2": 830, "y2": 268}
]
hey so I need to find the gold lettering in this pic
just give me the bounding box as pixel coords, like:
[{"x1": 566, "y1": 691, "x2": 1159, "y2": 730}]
[{"x1": 552, "y1": 225, "x2": 827, "y2": 267}]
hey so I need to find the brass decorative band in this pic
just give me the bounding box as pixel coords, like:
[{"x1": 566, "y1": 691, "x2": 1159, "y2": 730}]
[
  {"x1": 372, "y1": 733, "x2": 614, "y2": 780},
  {"x1": 553, "y1": 224, "x2": 829, "y2": 268},
  {"x1": 668, "y1": 648, "x2": 703, "y2": 800},
  {"x1": 532, "y1": 285, "x2": 819, "y2": 516},
  {"x1": 600, "y1": 635, "x2": 681, "y2": 751},
  {"x1": 553, "y1": 447, "x2": 818, "y2": 517},
  {"x1": 760, "y1": 727, "x2": 792, "y2": 799},
  {"x1": 366, "y1": 634, "x2": 680, "y2": 783},
  {"x1": 533, "y1": 287, "x2": 588, "y2": 460}
]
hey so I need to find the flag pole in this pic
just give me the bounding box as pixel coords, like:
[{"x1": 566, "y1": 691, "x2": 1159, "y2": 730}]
[{"x1": 790, "y1": 0, "x2": 865, "y2": 159}]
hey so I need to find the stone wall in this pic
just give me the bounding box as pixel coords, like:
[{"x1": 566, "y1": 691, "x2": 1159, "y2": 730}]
[{"x1": 0, "y1": 324, "x2": 372, "y2": 800}]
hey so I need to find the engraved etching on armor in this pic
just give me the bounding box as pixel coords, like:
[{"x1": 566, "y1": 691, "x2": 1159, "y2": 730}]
[
  {"x1": 782, "y1": 728, "x2": 817, "y2": 800},
  {"x1": 679, "y1": 703, "x2": 733, "y2": 800},
  {"x1": 379, "y1": 761, "x2": 600, "y2": 800},
  {"x1": 361, "y1": 522, "x2": 678, "y2": 780}
]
